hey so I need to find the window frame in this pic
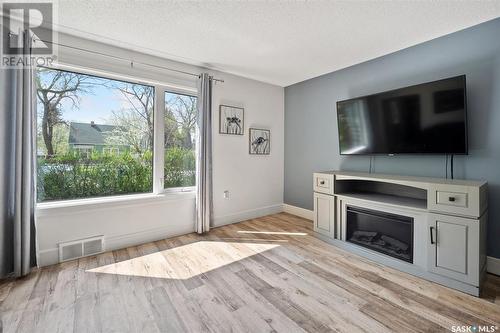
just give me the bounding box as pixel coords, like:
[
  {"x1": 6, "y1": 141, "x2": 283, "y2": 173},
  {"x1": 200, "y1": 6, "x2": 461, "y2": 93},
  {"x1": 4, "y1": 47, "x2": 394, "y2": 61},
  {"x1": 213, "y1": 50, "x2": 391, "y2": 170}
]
[
  {"x1": 161, "y1": 88, "x2": 198, "y2": 194},
  {"x1": 35, "y1": 63, "x2": 198, "y2": 206}
]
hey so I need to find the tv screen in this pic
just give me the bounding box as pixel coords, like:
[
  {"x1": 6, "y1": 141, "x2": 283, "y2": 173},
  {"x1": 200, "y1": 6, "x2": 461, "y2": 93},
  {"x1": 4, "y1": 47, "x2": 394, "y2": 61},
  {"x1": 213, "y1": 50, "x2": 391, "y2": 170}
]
[{"x1": 336, "y1": 75, "x2": 467, "y2": 155}]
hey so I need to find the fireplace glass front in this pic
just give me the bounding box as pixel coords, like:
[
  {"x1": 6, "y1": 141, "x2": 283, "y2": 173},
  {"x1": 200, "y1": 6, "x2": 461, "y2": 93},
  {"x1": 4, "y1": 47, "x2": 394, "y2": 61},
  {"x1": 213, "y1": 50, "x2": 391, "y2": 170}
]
[{"x1": 346, "y1": 206, "x2": 414, "y2": 263}]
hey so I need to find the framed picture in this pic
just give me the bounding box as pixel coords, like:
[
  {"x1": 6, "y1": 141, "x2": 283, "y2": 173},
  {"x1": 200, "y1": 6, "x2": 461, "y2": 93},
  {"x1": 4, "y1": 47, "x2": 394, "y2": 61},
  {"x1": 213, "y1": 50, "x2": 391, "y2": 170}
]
[
  {"x1": 219, "y1": 105, "x2": 244, "y2": 135},
  {"x1": 249, "y1": 128, "x2": 270, "y2": 155}
]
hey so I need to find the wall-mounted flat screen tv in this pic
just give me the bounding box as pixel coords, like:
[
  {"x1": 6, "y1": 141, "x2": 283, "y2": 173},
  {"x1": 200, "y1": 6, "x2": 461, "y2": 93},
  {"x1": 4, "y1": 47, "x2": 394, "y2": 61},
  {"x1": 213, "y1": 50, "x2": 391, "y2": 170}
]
[{"x1": 336, "y1": 75, "x2": 467, "y2": 155}]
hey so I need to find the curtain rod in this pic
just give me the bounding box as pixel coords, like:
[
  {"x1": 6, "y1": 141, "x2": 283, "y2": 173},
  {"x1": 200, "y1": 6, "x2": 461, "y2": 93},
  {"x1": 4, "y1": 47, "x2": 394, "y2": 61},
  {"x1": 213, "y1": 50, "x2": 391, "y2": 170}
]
[{"x1": 31, "y1": 37, "x2": 224, "y2": 83}]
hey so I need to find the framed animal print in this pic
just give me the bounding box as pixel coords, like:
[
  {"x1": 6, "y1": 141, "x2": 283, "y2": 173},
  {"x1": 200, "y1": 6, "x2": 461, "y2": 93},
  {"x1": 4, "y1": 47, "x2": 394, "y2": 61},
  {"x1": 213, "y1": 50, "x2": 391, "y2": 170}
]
[
  {"x1": 219, "y1": 105, "x2": 244, "y2": 135},
  {"x1": 249, "y1": 128, "x2": 270, "y2": 155}
]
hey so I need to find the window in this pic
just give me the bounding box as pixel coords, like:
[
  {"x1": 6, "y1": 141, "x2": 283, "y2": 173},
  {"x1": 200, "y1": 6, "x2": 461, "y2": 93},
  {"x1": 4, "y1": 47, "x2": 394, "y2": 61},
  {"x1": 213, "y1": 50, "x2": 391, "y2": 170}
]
[
  {"x1": 102, "y1": 147, "x2": 120, "y2": 155},
  {"x1": 36, "y1": 67, "x2": 154, "y2": 202},
  {"x1": 164, "y1": 91, "x2": 197, "y2": 189},
  {"x1": 73, "y1": 145, "x2": 94, "y2": 158}
]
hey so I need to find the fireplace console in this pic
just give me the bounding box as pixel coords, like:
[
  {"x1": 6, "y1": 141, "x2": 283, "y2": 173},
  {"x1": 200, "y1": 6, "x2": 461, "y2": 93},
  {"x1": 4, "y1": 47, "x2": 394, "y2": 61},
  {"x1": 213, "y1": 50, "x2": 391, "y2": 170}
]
[{"x1": 312, "y1": 171, "x2": 488, "y2": 296}]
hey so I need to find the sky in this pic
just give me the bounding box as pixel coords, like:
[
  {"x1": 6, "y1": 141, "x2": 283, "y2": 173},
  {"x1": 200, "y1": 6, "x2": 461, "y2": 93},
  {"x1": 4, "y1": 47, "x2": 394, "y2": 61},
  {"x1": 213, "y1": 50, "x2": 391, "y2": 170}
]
[
  {"x1": 36, "y1": 69, "x2": 199, "y2": 128},
  {"x1": 36, "y1": 69, "x2": 152, "y2": 125},
  {"x1": 61, "y1": 87, "x2": 124, "y2": 124}
]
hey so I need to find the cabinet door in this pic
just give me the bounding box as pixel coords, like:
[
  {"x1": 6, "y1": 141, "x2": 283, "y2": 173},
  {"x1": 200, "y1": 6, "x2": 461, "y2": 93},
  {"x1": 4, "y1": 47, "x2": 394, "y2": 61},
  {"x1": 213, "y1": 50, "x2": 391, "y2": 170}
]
[
  {"x1": 427, "y1": 213, "x2": 480, "y2": 285},
  {"x1": 313, "y1": 192, "x2": 335, "y2": 238}
]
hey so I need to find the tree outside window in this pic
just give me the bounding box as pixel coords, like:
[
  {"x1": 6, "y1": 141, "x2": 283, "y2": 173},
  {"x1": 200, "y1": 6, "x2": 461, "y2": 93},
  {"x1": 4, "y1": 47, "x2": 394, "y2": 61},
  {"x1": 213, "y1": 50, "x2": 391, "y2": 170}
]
[
  {"x1": 36, "y1": 68, "x2": 154, "y2": 202},
  {"x1": 164, "y1": 91, "x2": 197, "y2": 189}
]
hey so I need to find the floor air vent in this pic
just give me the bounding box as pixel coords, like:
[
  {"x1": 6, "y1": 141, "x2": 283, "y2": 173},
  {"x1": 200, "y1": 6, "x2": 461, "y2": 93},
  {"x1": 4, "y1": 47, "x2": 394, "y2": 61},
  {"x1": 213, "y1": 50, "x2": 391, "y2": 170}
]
[{"x1": 59, "y1": 236, "x2": 105, "y2": 262}]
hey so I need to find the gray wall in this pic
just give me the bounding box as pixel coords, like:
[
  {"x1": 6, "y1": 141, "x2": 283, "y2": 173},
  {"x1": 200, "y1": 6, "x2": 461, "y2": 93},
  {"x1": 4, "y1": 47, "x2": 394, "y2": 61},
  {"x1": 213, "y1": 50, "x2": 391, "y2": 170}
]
[{"x1": 284, "y1": 18, "x2": 500, "y2": 259}]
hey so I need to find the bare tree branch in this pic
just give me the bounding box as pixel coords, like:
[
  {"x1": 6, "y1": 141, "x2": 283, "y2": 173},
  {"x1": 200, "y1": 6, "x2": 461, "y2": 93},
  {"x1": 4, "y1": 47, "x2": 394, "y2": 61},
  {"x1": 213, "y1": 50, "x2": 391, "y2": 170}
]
[{"x1": 36, "y1": 68, "x2": 100, "y2": 156}]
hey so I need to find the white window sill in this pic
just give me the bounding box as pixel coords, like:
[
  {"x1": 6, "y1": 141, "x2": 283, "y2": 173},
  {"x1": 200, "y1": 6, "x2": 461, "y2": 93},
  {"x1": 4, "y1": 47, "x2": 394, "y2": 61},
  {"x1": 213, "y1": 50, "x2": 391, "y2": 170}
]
[
  {"x1": 36, "y1": 191, "x2": 196, "y2": 216},
  {"x1": 163, "y1": 186, "x2": 196, "y2": 194}
]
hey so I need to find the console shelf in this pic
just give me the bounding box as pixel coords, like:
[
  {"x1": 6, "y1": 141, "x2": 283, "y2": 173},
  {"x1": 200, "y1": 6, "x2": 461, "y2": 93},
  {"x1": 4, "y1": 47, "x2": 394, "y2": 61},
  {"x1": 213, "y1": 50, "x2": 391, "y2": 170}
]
[{"x1": 336, "y1": 192, "x2": 427, "y2": 211}]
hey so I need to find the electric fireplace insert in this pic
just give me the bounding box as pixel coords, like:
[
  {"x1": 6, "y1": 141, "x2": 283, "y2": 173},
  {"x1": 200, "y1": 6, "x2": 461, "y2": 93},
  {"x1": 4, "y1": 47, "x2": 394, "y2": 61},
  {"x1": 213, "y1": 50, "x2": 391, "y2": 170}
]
[{"x1": 346, "y1": 206, "x2": 414, "y2": 263}]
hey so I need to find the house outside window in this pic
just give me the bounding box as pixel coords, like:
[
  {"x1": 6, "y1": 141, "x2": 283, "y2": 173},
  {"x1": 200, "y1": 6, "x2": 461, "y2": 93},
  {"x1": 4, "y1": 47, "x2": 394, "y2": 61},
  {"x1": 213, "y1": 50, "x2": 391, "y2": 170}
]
[{"x1": 69, "y1": 122, "x2": 127, "y2": 155}]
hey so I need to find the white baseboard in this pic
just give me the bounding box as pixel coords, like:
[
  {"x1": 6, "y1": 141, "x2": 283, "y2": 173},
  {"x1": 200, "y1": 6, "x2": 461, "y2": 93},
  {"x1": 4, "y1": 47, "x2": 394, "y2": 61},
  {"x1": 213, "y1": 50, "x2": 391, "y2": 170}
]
[
  {"x1": 37, "y1": 204, "x2": 283, "y2": 267},
  {"x1": 487, "y1": 256, "x2": 500, "y2": 275},
  {"x1": 37, "y1": 199, "x2": 500, "y2": 276},
  {"x1": 282, "y1": 204, "x2": 313, "y2": 220},
  {"x1": 105, "y1": 225, "x2": 195, "y2": 253},
  {"x1": 37, "y1": 248, "x2": 59, "y2": 267},
  {"x1": 213, "y1": 204, "x2": 283, "y2": 227},
  {"x1": 37, "y1": 224, "x2": 195, "y2": 267}
]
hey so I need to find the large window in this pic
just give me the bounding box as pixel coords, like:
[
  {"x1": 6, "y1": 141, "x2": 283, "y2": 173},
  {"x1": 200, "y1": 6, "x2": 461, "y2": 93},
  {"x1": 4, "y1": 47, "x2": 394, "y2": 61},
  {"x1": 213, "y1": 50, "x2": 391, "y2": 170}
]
[
  {"x1": 36, "y1": 68, "x2": 154, "y2": 202},
  {"x1": 164, "y1": 91, "x2": 197, "y2": 189}
]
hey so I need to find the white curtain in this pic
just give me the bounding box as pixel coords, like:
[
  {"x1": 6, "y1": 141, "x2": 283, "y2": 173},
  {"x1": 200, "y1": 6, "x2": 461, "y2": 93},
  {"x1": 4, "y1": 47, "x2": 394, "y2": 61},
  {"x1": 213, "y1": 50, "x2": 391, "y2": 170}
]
[
  {"x1": 195, "y1": 73, "x2": 213, "y2": 234},
  {"x1": 0, "y1": 31, "x2": 37, "y2": 278}
]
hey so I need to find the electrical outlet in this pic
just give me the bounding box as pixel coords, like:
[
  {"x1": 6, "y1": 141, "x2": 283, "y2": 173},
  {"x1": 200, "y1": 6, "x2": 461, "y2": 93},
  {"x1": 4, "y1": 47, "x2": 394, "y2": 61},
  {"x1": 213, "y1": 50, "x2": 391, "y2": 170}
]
[{"x1": 223, "y1": 190, "x2": 230, "y2": 199}]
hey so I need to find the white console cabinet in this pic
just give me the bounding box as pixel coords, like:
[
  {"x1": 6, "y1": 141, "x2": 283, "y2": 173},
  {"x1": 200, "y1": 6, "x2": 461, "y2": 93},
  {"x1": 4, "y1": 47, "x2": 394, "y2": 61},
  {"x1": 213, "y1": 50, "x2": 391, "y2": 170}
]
[
  {"x1": 313, "y1": 192, "x2": 336, "y2": 238},
  {"x1": 312, "y1": 171, "x2": 488, "y2": 296}
]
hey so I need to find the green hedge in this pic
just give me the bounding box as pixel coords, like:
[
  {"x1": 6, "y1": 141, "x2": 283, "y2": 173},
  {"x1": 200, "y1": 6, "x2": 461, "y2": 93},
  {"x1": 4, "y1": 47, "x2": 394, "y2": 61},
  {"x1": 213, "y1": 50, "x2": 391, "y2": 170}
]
[
  {"x1": 164, "y1": 147, "x2": 196, "y2": 188},
  {"x1": 37, "y1": 148, "x2": 195, "y2": 202}
]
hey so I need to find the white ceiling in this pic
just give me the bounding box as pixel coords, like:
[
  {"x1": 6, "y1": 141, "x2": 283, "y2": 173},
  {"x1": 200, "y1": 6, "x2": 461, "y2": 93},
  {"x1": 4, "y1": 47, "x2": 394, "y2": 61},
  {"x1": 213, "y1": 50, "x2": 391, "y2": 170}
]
[{"x1": 56, "y1": 1, "x2": 500, "y2": 87}]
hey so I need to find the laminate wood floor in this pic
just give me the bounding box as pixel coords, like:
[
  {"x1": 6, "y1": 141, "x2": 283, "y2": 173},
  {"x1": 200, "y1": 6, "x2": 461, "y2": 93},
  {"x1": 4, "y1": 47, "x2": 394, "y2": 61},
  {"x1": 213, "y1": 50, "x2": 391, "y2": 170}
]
[{"x1": 1, "y1": 213, "x2": 499, "y2": 333}]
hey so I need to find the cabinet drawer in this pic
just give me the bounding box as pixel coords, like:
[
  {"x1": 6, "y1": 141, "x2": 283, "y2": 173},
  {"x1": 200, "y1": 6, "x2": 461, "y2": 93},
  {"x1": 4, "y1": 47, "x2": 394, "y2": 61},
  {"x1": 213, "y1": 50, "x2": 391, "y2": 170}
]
[
  {"x1": 313, "y1": 173, "x2": 334, "y2": 195},
  {"x1": 436, "y1": 191, "x2": 468, "y2": 208},
  {"x1": 428, "y1": 184, "x2": 484, "y2": 218}
]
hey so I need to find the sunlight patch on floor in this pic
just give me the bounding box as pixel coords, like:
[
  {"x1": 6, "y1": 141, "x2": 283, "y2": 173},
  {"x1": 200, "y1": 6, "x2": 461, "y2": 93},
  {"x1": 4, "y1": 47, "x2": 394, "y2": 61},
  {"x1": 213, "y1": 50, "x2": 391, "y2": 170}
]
[
  {"x1": 87, "y1": 241, "x2": 279, "y2": 279},
  {"x1": 237, "y1": 230, "x2": 308, "y2": 236},
  {"x1": 215, "y1": 237, "x2": 289, "y2": 243}
]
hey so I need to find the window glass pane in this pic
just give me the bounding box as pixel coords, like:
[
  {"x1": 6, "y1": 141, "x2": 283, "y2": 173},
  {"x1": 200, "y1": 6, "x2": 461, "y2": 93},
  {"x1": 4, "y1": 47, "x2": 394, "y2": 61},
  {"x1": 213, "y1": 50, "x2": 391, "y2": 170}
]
[
  {"x1": 36, "y1": 68, "x2": 154, "y2": 202},
  {"x1": 164, "y1": 91, "x2": 197, "y2": 188}
]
